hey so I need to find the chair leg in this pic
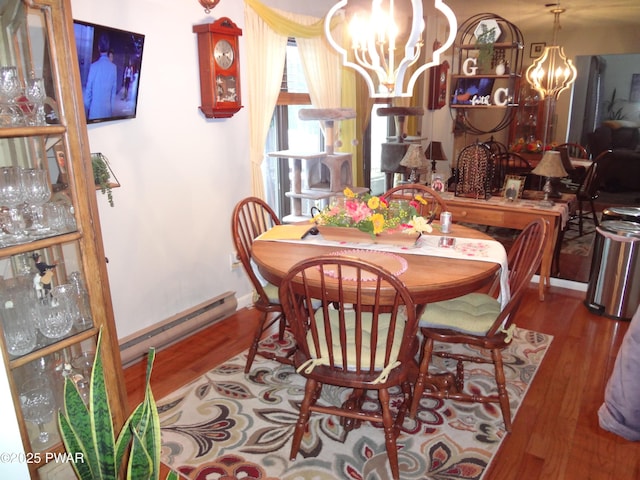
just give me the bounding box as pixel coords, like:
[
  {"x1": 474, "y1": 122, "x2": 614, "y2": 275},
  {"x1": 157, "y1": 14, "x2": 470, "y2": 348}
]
[
  {"x1": 379, "y1": 388, "x2": 401, "y2": 480},
  {"x1": 491, "y1": 348, "x2": 512, "y2": 432},
  {"x1": 409, "y1": 336, "x2": 435, "y2": 418},
  {"x1": 244, "y1": 311, "x2": 269, "y2": 374},
  {"x1": 590, "y1": 199, "x2": 599, "y2": 228},
  {"x1": 289, "y1": 379, "x2": 320, "y2": 461}
]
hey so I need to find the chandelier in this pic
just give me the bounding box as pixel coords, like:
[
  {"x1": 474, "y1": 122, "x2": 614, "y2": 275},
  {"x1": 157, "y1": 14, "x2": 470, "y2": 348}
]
[
  {"x1": 324, "y1": 0, "x2": 457, "y2": 98},
  {"x1": 525, "y1": 7, "x2": 577, "y2": 100}
]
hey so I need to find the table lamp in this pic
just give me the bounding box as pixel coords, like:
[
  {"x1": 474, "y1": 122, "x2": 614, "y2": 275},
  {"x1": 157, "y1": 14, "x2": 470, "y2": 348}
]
[
  {"x1": 399, "y1": 144, "x2": 426, "y2": 183},
  {"x1": 425, "y1": 141, "x2": 447, "y2": 186},
  {"x1": 531, "y1": 150, "x2": 568, "y2": 206}
]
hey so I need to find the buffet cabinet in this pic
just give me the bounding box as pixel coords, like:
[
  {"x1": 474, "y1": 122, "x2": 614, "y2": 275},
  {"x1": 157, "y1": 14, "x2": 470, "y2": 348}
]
[{"x1": 0, "y1": 0, "x2": 126, "y2": 477}]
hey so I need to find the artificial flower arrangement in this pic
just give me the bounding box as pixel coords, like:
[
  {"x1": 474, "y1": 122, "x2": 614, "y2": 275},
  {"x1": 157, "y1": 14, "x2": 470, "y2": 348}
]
[
  {"x1": 510, "y1": 137, "x2": 557, "y2": 153},
  {"x1": 312, "y1": 187, "x2": 434, "y2": 238}
]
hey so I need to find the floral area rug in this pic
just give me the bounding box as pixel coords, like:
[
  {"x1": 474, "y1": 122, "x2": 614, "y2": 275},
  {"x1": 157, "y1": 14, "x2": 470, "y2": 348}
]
[{"x1": 158, "y1": 328, "x2": 552, "y2": 480}]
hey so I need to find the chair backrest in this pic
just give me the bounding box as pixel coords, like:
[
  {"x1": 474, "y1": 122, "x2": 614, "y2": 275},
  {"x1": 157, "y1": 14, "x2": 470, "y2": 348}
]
[
  {"x1": 279, "y1": 255, "x2": 418, "y2": 383},
  {"x1": 578, "y1": 149, "x2": 613, "y2": 200},
  {"x1": 381, "y1": 183, "x2": 448, "y2": 220},
  {"x1": 483, "y1": 138, "x2": 510, "y2": 192},
  {"x1": 455, "y1": 142, "x2": 494, "y2": 199},
  {"x1": 555, "y1": 143, "x2": 588, "y2": 159},
  {"x1": 231, "y1": 197, "x2": 281, "y2": 305},
  {"x1": 486, "y1": 218, "x2": 547, "y2": 337}
]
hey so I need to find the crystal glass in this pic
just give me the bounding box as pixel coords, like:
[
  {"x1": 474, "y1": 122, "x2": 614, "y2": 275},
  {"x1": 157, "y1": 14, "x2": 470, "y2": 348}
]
[
  {"x1": 22, "y1": 168, "x2": 51, "y2": 234},
  {"x1": 1, "y1": 296, "x2": 37, "y2": 357},
  {"x1": 25, "y1": 77, "x2": 47, "y2": 126},
  {"x1": 35, "y1": 284, "x2": 76, "y2": 339},
  {"x1": 0, "y1": 66, "x2": 22, "y2": 126},
  {"x1": 20, "y1": 376, "x2": 55, "y2": 444},
  {"x1": 0, "y1": 166, "x2": 27, "y2": 242}
]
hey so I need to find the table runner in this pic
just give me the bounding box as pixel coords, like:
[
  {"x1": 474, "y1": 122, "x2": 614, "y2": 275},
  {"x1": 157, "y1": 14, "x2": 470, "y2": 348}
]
[{"x1": 257, "y1": 230, "x2": 510, "y2": 309}]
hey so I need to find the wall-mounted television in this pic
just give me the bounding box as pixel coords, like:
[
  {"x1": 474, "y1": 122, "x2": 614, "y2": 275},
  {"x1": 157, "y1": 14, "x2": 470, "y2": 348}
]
[{"x1": 73, "y1": 20, "x2": 145, "y2": 124}]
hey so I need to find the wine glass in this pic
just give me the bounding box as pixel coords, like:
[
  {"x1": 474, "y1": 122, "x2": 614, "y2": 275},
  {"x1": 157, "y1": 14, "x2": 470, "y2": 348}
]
[
  {"x1": 22, "y1": 168, "x2": 51, "y2": 234},
  {"x1": 20, "y1": 376, "x2": 55, "y2": 444},
  {"x1": 0, "y1": 166, "x2": 27, "y2": 242},
  {"x1": 25, "y1": 76, "x2": 46, "y2": 126},
  {"x1": 0, "y1": 66, "x2": 22, "y2": 126}
]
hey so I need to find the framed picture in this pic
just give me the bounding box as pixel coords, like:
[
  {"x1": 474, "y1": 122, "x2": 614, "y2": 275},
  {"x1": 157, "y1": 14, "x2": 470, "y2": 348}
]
[
  {"x1": 530, "y1": 42, "x2": 546, "y2": 58},
  {"x1": 503, "y1": 175, "x2": 526, "y2": 201},
  {"x1": 431, "y1": 174, "x2": 445, "y2": 192}
]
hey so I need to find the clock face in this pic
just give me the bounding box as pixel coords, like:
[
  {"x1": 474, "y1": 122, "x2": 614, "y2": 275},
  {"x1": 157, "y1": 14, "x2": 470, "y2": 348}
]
[{"x1": 214, "y1": 39, "x2": 234, "y2": 70}]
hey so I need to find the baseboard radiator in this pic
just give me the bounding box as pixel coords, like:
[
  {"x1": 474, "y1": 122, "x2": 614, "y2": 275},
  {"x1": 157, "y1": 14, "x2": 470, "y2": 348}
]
[{"x1": 119, "y1": 291, "x2": 237, "y2": 367}]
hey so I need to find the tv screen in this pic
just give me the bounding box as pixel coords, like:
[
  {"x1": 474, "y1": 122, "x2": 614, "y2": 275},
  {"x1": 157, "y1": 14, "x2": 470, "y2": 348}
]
[{"x1": 73, "y1": 20, "x2": 145, "y2": 124}]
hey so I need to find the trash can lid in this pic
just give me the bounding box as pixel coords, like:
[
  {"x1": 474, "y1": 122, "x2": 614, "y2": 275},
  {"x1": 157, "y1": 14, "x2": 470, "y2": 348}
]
[
  {"x1": 602, "y1": 206, "x2": 640, "y2": 220},
  {"x1": 599, "y1": 220, "x2": 640, "y2": 238}
]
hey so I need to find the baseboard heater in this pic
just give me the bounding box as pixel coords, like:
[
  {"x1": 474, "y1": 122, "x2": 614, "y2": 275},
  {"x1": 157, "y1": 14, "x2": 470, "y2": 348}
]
[{"x1": 119, "y1": 291, "x2": 237, "y2": 367}]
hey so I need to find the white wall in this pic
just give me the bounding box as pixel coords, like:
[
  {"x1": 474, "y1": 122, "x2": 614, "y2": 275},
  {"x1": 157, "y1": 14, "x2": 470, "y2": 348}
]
[{"x1": 70, "y1": 0, "x2": 255, "y2": 339}]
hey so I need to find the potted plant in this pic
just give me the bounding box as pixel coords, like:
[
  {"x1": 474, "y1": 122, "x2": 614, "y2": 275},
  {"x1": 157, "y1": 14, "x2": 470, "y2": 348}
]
[
  {"x1": 58, "y1": 330, "x2": 178, "y2": 479},
  {"x1": 91, "y1": 153, "x2": 116, "y2": 207},
  {"x1": 476, "y1": 26, "x2": 497, "y2": 72}
]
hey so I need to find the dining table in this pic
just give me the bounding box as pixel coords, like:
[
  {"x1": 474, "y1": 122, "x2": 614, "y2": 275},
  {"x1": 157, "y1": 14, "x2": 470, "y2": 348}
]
[{"x1": 251, "y1": 222, "x2": 509, "y2": 313}]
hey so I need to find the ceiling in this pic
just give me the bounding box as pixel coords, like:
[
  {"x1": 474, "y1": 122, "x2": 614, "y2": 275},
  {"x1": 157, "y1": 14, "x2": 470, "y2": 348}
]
[{"x1": 442, "y1": 0, "x2": 640, "y2": 33}]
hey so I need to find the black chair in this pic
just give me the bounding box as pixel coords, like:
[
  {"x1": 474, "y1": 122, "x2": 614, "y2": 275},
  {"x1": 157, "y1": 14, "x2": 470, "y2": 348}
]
[{"x1": 568, "y1": 150, "x2": 613, "y2": 236}]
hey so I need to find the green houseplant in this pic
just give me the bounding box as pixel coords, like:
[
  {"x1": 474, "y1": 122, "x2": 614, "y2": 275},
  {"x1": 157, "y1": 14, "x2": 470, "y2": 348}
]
[
  {"x1": 476, "y1": 26, "x2": 496, "y2": 72},
  {"x1": 58, "y1": 331, "x2": 177, "y2": 479},
  {"x1": 91, "y1": 153, "x2": 116, "y2": 207}
]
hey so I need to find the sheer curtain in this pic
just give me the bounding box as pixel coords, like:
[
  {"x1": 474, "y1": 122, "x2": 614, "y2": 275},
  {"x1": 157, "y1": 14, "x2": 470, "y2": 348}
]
[
  {"x1": 244, "y1": 3, "x2": 287, "y2": 198},
  {"x1": 244, "y1": 0, "x2": 356, "y2": 197}
]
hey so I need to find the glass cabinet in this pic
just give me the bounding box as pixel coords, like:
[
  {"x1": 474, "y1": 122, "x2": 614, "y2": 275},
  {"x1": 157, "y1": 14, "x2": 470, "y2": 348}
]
[{"x1": 0, "y1": 1, "x2": 126, "y2": 477}]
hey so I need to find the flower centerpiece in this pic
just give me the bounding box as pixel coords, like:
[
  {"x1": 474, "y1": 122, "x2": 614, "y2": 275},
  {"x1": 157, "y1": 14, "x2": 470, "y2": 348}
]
[{"x1": 312, "y1": 188, "x2": 433, "y2": 245}]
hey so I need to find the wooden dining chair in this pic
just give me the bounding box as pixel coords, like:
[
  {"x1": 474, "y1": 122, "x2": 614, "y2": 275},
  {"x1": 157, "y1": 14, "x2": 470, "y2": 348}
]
[
  {"x1": 566, "y1": 149, "x2": 613, "y2": 236},
  {"x1": 555, "y1": 142, "x2": 589, "y2": 159},
  {"x1": 231, "y1": 196, "x2": 291, "y2": 373},
  {"x1": 381, "y1": 183, "x2": 449, "y2": 220},
  {"x1": 279, "y1": 255, "x2": 419, "y2": 480},
  {"x1": 409, "y1": 218, "x2": 547, "y2": 431}
]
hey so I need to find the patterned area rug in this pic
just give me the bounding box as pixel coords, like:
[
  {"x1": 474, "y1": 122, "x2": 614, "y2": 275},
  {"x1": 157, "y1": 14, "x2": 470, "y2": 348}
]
[{"x1": 158, "y1": 328, "x2": 552, "y2": 480}]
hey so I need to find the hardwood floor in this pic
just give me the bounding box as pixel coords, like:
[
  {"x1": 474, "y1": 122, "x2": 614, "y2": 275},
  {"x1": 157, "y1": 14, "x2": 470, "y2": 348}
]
[{"x1": 124, "y1": 285, "x2": 640, "y2": 480}]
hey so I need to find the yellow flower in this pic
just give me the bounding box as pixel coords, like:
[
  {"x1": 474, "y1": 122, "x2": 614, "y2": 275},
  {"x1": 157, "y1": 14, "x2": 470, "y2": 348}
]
[
  {"x1": 343, "y1": 187, "x2": 355, "y2": 198},
  {"x1": 370, "y1": 213, "x2": 385, "y2": 234},
  {"x1": 367, "y1": 196, "x2": 380, "y2": 209},
  {"x1": 415, "y1": 194, "x2": 427, "y2": 205},
  {"x1": 406, "y1": 215, "x2": 433, "y2": 234}
]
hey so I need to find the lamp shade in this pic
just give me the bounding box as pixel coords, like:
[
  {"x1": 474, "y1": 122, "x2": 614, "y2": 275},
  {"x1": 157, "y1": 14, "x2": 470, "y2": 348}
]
[
  {"x1": 531, "y1": 150, "x2": 568, "y2": 178},
  {"x1": 399, "y1": 144, "x2": 426, "y2": 168},
  {"x1": 425, "y1": 141, "x2": 447, "y2": 161}
]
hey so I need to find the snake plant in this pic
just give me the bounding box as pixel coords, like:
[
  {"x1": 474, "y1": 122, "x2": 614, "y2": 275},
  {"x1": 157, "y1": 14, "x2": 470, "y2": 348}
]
[{"x1": 58, "y1": 331, "x2": 178, "y2": 479}]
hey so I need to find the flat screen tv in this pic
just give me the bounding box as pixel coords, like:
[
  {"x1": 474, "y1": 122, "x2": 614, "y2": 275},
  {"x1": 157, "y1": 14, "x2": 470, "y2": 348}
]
[{"x1": 73, "y1": 20, "x2": 145, "y2": 124}]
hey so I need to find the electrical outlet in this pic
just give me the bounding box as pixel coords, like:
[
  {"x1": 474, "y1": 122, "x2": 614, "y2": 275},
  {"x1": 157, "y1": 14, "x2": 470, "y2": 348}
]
[{"x1": 229, "y1": 252, "x2": 241, "y2": 271}]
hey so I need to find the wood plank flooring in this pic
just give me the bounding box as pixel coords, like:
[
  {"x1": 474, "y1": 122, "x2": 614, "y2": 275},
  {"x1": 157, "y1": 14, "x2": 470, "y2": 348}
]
[{"x1": 124, "y1": 284, "x2": 640, "y2": 480}]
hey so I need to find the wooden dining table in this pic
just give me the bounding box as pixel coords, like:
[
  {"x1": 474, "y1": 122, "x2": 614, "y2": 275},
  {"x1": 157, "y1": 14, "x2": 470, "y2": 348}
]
[{"x1": 252, "y1": 222, "x2": 504, "y2": 310}]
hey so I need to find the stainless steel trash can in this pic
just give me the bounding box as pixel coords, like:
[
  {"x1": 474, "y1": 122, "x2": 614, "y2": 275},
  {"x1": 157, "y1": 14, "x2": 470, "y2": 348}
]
[
  {"x1": 585, "y1": 220, "x2": 640, "y2": 320},
  {"x1": 601, "y1": 206, "x2": 640, "y2": 223}
]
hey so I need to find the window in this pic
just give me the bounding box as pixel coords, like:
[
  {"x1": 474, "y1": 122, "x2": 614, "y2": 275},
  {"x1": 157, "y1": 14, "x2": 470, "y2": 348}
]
[{"x1": 264, "y1": 39, "x2": 322, "y2": 219}]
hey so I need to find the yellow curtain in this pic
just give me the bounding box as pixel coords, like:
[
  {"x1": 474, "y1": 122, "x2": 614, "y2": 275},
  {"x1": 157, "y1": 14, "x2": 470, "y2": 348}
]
[{"x1": 245, "y1": 0, "x2": 340, "y2": 38}]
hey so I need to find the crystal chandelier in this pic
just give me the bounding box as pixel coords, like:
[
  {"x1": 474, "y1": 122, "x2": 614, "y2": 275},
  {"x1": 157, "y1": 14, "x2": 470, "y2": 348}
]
[
  {"x1": 324, "y1": 0, "x2": 457, "y2": 98},
  {"x1": 525, "y1": 7, "x2": 577, "y2": 100}
]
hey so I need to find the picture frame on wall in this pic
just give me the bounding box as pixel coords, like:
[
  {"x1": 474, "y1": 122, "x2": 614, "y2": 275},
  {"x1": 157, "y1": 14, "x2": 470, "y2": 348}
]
[
  {"x1": 530, "y1": 42, "x2": 546, "y2": 58},
  {"x1": 503, "y1": 175, "x2": 526, "y2": 201}
]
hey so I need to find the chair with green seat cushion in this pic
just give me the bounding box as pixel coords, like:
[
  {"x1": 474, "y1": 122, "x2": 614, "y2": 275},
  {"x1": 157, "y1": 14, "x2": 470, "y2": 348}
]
[
  {"x1": 232, "y1": 197, "x2": 289, "y2": 373},
  {"x1": 279, "y1": 255, "x2": 419, "y2": 480},
  {"x1": 410, "y1": 218, "x2": 547, "y2": 431}
]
